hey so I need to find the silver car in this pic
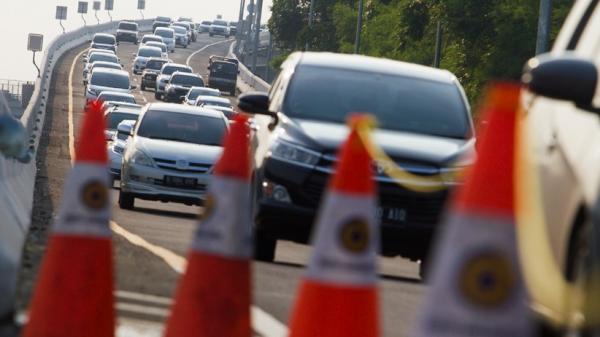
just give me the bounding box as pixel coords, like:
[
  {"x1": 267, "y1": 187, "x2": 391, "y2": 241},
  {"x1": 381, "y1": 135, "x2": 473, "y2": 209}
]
[
  {"x1": 183, "y1": 87, "x2": 221, "y2": 105},
  {"x1": 155, "y1": 63, "x2": 193, "y2": 100},
  {"x1": 108, "y1": 120, "x2": 137, "y2": 184},
  {"x1": 119, "y1": 103, "x2": 229, "y2": 208},
  {"x1": 132, "y1": 46, "x2": 163, "y2": 74}
]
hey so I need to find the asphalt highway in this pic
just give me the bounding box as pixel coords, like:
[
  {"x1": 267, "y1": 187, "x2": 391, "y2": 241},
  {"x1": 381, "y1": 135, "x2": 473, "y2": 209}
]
[{"x1": 41, "y1": 33, "x2": 425, "y2": 337}]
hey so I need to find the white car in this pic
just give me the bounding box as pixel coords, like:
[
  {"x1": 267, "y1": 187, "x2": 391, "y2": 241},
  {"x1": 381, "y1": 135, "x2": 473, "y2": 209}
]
[
  {"x1": 140, "y1": 34, "x2": 163, "y2": 45},
  {"x1": 83, "y1": 52, "x2": 121, "y2": 79},
  {"x1": 209, "y1": 20, "x2": 230, "y2": 37},
  {"x1": 202, "y1": 104, "x2": 235, "y2": 120},
  {"x1": 132, "y1": 46, "x2": 163, "y2": 74},
  {"x1": 119, "y1": 103, "x2": 229, "y2": 209},
  {"x1": 83, "y1": 48, "x2": 115, "y2": 63},
  {"x1": 154, "y1": 27, "x2": 176, "y2": 53},
  {"x1": 198, "y1": 21, "x2": 211, "y2": 33},
  {"x1": 143, "y1": 41, "x2": 169, "y2": 59},
  {"x1": 194, "y1": 95, "x2": 232, "y2": 109},
  {"x1": 155, "y1": 63, "x2": 193, "y2": 100},
  {"x1": 83, "y1": 61, "x2": 122, "y2": 85},
  {"x1": 183, "y1": 87, "x2": 221, "y2": 105},
  {"x1": 108, "y1": 120, "x2": 136, "y2": 185},
  {"x1": 90, "y1": 33, "x2": 117, "y2": 53},
  {"x1": 97, "y1": 91, "x2": 137, "y2": 109},
  {"x1": 171, "y1": 25, "x2": 189, "y2": 47},
  {"x1": 86, "y1": 68, "x2": 135, "y2": 104}
]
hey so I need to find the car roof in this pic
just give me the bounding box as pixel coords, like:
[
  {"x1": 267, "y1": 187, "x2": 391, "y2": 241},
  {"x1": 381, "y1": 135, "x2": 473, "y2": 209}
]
[
  {"x1": 89, "y1": 52, "x2": 118, "y2": 60},
  {"x1": 91, "y1": 68, "x2": 129, "y2": 77},
  {"x1": 293, "y1": 52, "x2": 457, "y2": 84},
  {"x1": 139, "y1": 45, "x2": 162, "y2": 51},
  {"x1": 147, "y1": 57, "x2": 170, "y2": 62},
  {"x1": 203, "y1": 105, "x2": 233, "y2": 111},
  {"x1": 155, "y1": 27, "x2": 174, "y2": 32},
  {"x1": 171, "y1": 71, "x2": 201, "y2": 78},
  {"x1": 147, "y1": 103, "x2": 226, "y2": 118},
  {"x1": 190, "y1": 87, "x2": 219, "y2": 92},
  {"x1": 88, "y1": 49, "x2": 115, "y2": 55},
  {"x1": 162, "y1": 63, "x2": 191, "y2": 70},
  {"x1": 143, "y1": 34, "x2": 162, "y2": 39},
  {"x1": 197, "y1": 96, "x2": 229, "y2": 103},
  {"x1": 90, "y1": 61, "x2": 122, "y2": 68},
  {"x1": 98, "y1": 91, "x2": 134, "y2": 98}
]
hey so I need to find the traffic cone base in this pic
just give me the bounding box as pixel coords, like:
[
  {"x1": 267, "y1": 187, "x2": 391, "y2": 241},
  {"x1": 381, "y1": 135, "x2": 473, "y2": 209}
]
[
  {"x1": 289, "y1": 281, "x2": 379, "y2": 337},
  {"x1": 53, "y1": 163, "x2": 111, "y2": 237},
  {"x1": 192, "y1": 176, "x2": 252, "y2": 258},
  {"x1": 23, "y1": 236, "x2": 114, "y2": 337},
  {"x1": 416, "y1": 211, "x2": 532, "y2": 337},
  {"x1": 307, "y1": 191, "x2": 379, "y2": 286},
  {"x1": 165, "y1": 253, "x2": 251, "y2": 337}
]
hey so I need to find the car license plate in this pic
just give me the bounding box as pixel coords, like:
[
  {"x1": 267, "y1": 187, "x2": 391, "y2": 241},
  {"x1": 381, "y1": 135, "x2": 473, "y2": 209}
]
[
  {"x1": 376, "y1": 207, "x2": 407, "y2": 224},
  {"x1": 165, "y1": 176, "x2": 197, "y2": 188}
]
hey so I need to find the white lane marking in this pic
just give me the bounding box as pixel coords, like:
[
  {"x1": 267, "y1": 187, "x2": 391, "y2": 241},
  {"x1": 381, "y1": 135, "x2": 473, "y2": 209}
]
[
  {"x1": 115, "y1": 290, "x2": 173, "y2": 306},
  {"x1": 110, "y1": 221, "x2": 187, "y2": 274},
  {"x1": 66, "y1": 44, "x2": 288, "y2": 337},
  {"x1": 110, "y1": 222, "x2": 289, "y2": 337},
  {"x1": 185, "y1": 39, "x2": 234, "y2": 67},
  {"x1": 68, "y1": 47, "x2": 89, "y2": 163},
  {"x1": 116, "y1": 302, "x2": 170, "y2": 318}
]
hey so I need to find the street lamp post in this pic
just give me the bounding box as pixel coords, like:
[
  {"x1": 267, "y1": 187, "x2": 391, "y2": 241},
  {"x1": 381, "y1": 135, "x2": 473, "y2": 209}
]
[
  {"x1": 236, "y1": 0, "x2": 246, "y2": 54},
  {"x1": 535, "y1": 0, "x2": 553, "y2": 55},
  {"x1": 354, "y1": 0, "x2": 364, "y2": 54},
  {"x1": 252, "y1": 0, "x2": 264, "y2": 73},
  {"x1": 305, "y1": 0, "x2": 315, "y2": 50}
]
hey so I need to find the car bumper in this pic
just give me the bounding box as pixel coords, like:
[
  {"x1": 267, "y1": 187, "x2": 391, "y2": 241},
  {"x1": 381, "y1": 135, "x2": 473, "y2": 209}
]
[
  {"x1": 165, "y1": 89, "x2": 188, "y2": 102},
  {"x1": 208, "y1": 79, "x2": 236, "y2": 92},
  {"x1": 121, "y1": 163, "x2": 210, "y2": 203}
]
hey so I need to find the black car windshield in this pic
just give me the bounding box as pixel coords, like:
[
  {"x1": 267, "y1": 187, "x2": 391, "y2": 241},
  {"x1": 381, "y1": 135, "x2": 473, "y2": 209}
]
[
  {"x1": 211, "y1": 62, "x2": 237, "y2": 75},
  {"x1": 213, "y1": 20, "x2": 228, "y2": 26},
  {"x1": 138, "y1": 48, "x2": 162, "y2": 58},
  {"x1": 94, "y1": 35, "x2": 115, "y2": 44},
  {"x1": 89, "y1": 53, "x2": 118, "y2": 64},
  {"x1": 156, "y1": 16, "x2": 171, "y2": 22},
  {"x1": 106, "y1": 112, "x2": 138, "y2": 129},
  {"x1": 119, "y1": 22, "x2": 138, "y2": 31},
  {"x1": 143, "y1": 36, "x2": 162, "y2": 43},
  {"x1": 91, "y1": 72, "x2": 129, "y2": 89},
  {"x1": 137, "y1": 111, "x2": 226, "y2": 145},
  {"x1": 146, "y1": 60, "x2": 168, "y2": 70},
  {"x1": 162, "y1": 66, "x2": 191, "y2": 75},
  {"x1": 283, "y1": 65, "x2": 471, "y2": 138},
  {"x1": 171, "y1": 75, "x2": 204, "y2": 87},
  {"x1": 155, "y1": 29, "x2": 174, "y2": 38},
  {"x1": 201, "y1": 21, "x2": 212, "y2": 25}
]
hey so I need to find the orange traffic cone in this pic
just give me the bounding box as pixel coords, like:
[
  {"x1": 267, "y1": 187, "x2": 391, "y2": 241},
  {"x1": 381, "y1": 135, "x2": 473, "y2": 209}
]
[
  {"x1": 288, "y1": 115, "x2": 379, "y2": 337},
  {"x1": 164, "y1": 114, "x2": 252, "y2": 337},
  {"x1": 414, "y1": 83, "x2": 533, "y2": 337},
  {"x1": 23, "y1": 100, "x2": 114, "y2": 337}
]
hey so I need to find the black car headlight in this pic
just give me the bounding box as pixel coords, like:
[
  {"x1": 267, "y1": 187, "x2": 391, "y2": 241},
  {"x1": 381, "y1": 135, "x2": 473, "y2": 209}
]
[{"x1": 269, "y1": 140, "x2": 320, "y2": 166}]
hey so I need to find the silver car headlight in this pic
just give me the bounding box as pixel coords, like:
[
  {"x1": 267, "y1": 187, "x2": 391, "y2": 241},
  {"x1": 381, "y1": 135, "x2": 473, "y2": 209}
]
[
  {"x1": 130, "y1": 149, "x2": 155, "y2": 167},
  {"x1": 269, "y1": 140, "x2": 320, "y2": 166}
]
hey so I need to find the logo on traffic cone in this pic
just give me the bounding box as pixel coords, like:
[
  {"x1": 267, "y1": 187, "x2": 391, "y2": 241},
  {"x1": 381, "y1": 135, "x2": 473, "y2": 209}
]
[
  {"x1": 164, "y1": 114, "x2": 252, "y2": 337},
  {"x1": 288, "y1": 115, "x2": 379, "y2": 337},
  {"x1": 413, "y1": 83, "x2": 533, "y2": 337},
  {"x1": 23, "y1": 100, "x2": 114, "y2": 337}
]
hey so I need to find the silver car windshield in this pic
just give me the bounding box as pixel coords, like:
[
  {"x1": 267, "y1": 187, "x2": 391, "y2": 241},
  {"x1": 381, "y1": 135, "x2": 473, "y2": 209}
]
[
  {"x1": 137, "y1": 111, "x2": 226, "y2": 146},
  {"x1": 138, "y1": 48, "x2": 162, "y2": 58},
  {"x1": 91, "y1": 72, "x2": 129, "y2": 89},
  {"x1": 155, "y1": 29, "x2": 174, "y2": 39},
  {"x1": 213, "y1": 20, "x2": 228, "y2": 26},
  {"x1": 89, "y1": 53, "x2": 118, "y2": 64}
]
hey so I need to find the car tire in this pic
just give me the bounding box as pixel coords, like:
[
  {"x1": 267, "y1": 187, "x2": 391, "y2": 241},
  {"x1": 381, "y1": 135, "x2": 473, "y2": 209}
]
[
  {"x1": 254, "y1": 230, "x2": 276, "y2": 262},
  {"x1": 155, "y1": 92, "x2": 161, "y2": 100},
  {"x1": 118, "y1": 191, "x2": 135, "y2": 210},
  {"x1": 230, "y1": 89, "x2": 236, "y2": 97},
  {"x1": 141, "y1": 83, "x2": 146, "y2": 91}
]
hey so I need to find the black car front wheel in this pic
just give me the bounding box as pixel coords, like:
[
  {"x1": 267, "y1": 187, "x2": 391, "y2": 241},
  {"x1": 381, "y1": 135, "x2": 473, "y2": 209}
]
[
  {"x1": 254, "y1": 230, "x2": 276, "y2": 262},
  {"x1": 118, "y1": 191, "x2": 135, "y2": 210}
]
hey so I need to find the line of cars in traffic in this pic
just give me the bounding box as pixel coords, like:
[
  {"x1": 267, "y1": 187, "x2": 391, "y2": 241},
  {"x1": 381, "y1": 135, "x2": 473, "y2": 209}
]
[{"x1": 80, "y1": 17, "x2": 241, "y2": 215}]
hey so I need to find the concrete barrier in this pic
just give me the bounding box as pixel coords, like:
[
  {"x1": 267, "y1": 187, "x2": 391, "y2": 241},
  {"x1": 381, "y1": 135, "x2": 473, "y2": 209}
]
[
  {"x1": 228, "y1": 42, "x2": 271, "y2": 93},
  {"x1": 0, "y1": 19, "x2": 152, "y2": 322}
]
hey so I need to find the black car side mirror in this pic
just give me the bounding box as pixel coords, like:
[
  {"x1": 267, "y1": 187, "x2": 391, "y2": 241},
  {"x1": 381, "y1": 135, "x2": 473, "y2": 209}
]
[
  {"x1": 522, "y1": 53, "x2": 599, "y2": 112},
  {"x1": 237, "y1": 92, "x2": 278, "y2": 130}
]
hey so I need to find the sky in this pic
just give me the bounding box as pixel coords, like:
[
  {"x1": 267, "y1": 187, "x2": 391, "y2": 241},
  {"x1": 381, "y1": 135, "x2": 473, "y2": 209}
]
[{"x1": 0, "y1": 0, "x2": 272, "y2": 81}]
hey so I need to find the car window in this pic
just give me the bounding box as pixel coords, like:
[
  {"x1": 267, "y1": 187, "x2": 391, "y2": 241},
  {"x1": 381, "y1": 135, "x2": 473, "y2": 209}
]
[
  {"x1": 213, "y1": 20, "x2": 228, "y2": 26},
  {"x1": 138, "y1": 48, "x2": 162, "y2": 58},
  {"x1": 90, "y1": 53, "x2": 118, "y2": 64},
  {"x1": 188, "y1": 89, "x2": 218, "y2": 99},
  {"x1": 162, "y1": 66, "x2": 191, "y2": 75},
  {"x1": 172, "y1": 26, "x2": 187, "y2": 34},
  {"x1": 99, "y1": 94, "x2": 135, "y2": 104},
  {"x1": 202, "y1": 21, "x2": 212, "y2": 25},
  {"x1": 94, "y1": 35, "x2": 115, "y2": 44},
  {"x1": 146, "y1": 60, "x2": 168, "y2": 70},
  {"x1": 119, "y1": 22, "x2": 138, "y2": 31},
  {"x1": 91, "y1": 72, "x2": 130, "y2": 89},
  {"x1": 106, "y1": 112, "x2": 138, "y2": 129},
  {"x1": 137, "y1": 110, "x2": 227, "y2": 146},
  {"x1": 211, "y1": 62, "x2": 237, "y2": 74},
  {"x1": 155, "y1": 29, "x2": 174, "y2": 39},
  {"x1": 284, "y1": 65, "x2": 471, "y2": 139},
  {"x1": 171, "y1": 75, "x2": 204, "y2": 87}
]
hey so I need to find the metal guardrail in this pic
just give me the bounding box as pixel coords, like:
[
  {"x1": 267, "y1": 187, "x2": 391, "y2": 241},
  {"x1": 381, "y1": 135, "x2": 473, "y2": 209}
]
[{"x1": 0, "y1": 18, "x2": 153, "y2": 322}]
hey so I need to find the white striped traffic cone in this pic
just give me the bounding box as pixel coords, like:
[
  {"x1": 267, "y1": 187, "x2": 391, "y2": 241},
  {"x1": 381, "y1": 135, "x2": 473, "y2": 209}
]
[
  {"x1": 288, "y1": 115, "x2": 380, "y2": 337},
  {"x1": 164, "y1": 114, "x2": 253, "y2": 337},
  {"x1": 414, "y1": 83, "x2": 533, "y2": 337},
  {"x1": 23, "y1": 100, "x2": 114, "y2": 337}
]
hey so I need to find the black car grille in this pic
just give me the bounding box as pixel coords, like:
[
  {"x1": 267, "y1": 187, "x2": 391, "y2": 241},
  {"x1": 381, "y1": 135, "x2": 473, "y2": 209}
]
[{"x1": 153, "y1": 158, "x2": 212, "y2": 173}]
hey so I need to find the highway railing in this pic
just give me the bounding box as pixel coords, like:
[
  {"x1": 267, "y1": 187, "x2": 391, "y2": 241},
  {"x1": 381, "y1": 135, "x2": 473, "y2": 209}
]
[{"x1": 0, "y1": 19, "x2": 152, "y2": 323}]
